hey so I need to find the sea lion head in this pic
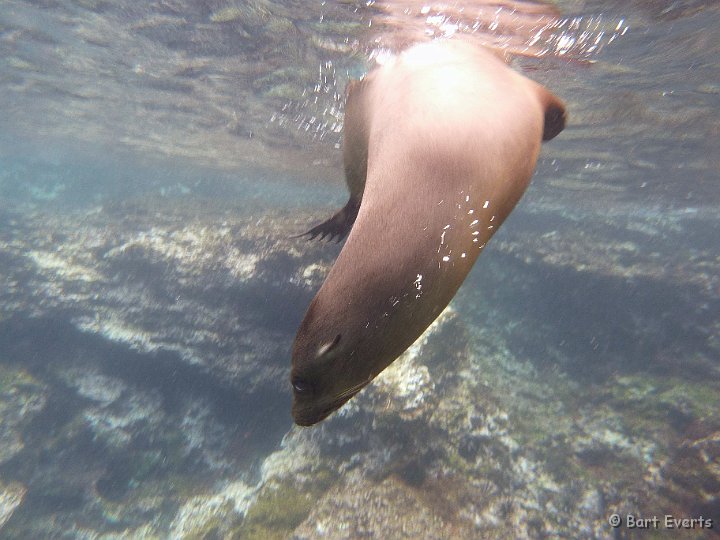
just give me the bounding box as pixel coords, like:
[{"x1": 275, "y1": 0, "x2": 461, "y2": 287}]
[
  {"x1": 290, "y1": 246, "x2": 451, "y2": 426},
  {"x1": 290, "y1": 293, "x2": 379, "y2": 426}
]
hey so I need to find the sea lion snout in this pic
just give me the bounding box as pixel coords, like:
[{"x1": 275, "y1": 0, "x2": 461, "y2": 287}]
[
  {"x1": 290, "y1": 372, "x2": 367, "y2": 426},
  {"x1": 291, "y1": 394, "x2": 350, "y2": 426},
  {"x1": 291, "y1": 327, "x2": 373, "y2": 425}
]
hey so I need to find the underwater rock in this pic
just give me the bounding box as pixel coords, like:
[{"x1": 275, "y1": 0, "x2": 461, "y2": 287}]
[
  {"x1": 62, "y1": 367, "x2": 127, "y2": 406},
  {"x1": 0, "y1": 321, "x2": 286, "y2": 537},
  {"x1": 83, "y1": 384, "x2": 165, "y2": 450},
  {"x1": 258, "y1": 284, "x2": 719, "y2": 539},
  {"x1": 0, "y1": 199, "x2": 335, "y2": 393},
  {"x1": 293, "y1": 471, "x2": 468, "y2": 539},
  {"x1": 0, "y1": 365, "x2": 47, "y2": 465},
  {"x1": 0, "y1": 198, "x2": 334, "y2": 536},
  {"x1": 168, "y1": 480, "x2": 255, "y2": 538},
  {"x1": 0, "y1": 481, "x2": 26, "y2": 530},
  {"x1": 658, "y1": 419, "x2": 720, "y2": 519}
]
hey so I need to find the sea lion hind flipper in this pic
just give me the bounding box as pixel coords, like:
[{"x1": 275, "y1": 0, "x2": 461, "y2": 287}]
[{"x1": 293, "y1": 197, "x2": 361, "y2": 243}]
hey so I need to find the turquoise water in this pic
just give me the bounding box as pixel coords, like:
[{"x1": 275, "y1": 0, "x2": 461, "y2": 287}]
[{"x1": 0, "y1": 0, "x2": 718, "y2": 537}]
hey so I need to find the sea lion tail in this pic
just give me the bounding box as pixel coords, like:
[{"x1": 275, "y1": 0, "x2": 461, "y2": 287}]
[{"x1": 292, "y1": 197, "x2": 361, "y2": 243}]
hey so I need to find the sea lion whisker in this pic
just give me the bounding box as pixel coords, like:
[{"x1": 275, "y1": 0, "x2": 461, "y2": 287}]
[{"x1": 328, "y1": 380, "x2": 368, "y2": 403}]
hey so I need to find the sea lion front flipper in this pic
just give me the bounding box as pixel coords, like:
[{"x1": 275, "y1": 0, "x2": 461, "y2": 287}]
[
  {"x1": 294, "y1": 78, "x2": 370, "y2": 243},
  {"x1": 342, "y1": 79, "x2": 370, "y2": 201},
  {"x1": 537, "y1": 84, "x2": 567, "y2": 141},
  {"x1": 294, "y1": 196, "x2": 361, "y2": 242}
]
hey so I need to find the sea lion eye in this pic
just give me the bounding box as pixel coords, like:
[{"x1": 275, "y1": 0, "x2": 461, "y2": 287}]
[
  {"x1": 316, "y1": 334, "x2": 342, "y2": 357},
  {"x1": 292, "y1": 377, "x2": 313, "y2": 394}
]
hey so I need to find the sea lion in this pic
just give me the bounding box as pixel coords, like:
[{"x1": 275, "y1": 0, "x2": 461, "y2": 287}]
[{"x1": 291, "y1": 39, "x2": 566, "y2": 426}]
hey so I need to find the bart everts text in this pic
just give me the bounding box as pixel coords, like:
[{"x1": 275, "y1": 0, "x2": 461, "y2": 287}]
[{"x1": 608, "y1": 513, "x2": 713, "y2": 530}]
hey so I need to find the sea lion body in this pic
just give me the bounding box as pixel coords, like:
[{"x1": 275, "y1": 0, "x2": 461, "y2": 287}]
[{"x1": 291, "y1": 39, "x2": 566, "y2": 426}]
